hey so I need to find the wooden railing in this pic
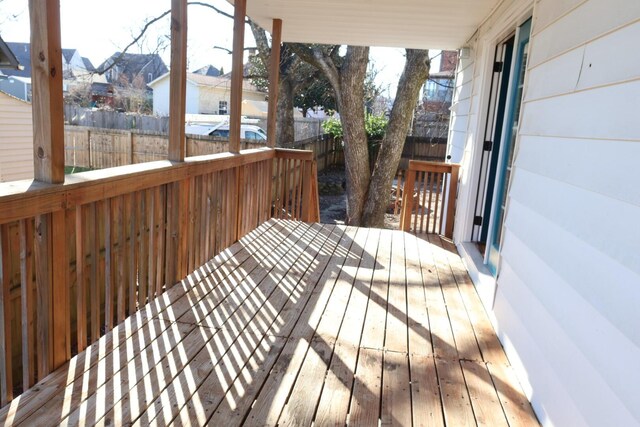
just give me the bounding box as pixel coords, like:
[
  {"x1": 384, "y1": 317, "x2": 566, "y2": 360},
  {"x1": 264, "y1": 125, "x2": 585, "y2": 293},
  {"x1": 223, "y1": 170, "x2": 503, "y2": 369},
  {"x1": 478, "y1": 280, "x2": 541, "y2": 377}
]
[
  {"x1": 272, "y1": 149, "x2": 320, "y2": 223},
  {"x1": 0, "y1": 147, "x2": 317, "y2": 403},
  {"x1": 400, "y1": 160, "x2": 460, "y2": 238}
]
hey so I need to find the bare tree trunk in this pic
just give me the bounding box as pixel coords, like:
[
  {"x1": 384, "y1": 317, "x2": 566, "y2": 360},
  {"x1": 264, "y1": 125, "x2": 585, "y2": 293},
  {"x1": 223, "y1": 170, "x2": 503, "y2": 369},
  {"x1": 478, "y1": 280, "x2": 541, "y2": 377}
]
[
  {"x1": 361, "y1": 49, "x2": 430, "y2": 227},
  {"x1": 276, "y1": 74, "x2": 295, "y2": 146},
  {"x1": 337, "y1": 46, "x2": 370, "y2": 225}
]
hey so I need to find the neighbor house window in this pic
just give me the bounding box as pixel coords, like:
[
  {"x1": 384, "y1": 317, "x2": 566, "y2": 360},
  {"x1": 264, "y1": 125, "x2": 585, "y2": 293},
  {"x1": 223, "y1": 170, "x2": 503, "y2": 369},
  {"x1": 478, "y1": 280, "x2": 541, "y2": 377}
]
[
  {"x1": 148, "y1": 73, "x2": 153, "y2": 82},
  {"x1": 218, "y1": 101, "x2": 228, "y2": 115}
]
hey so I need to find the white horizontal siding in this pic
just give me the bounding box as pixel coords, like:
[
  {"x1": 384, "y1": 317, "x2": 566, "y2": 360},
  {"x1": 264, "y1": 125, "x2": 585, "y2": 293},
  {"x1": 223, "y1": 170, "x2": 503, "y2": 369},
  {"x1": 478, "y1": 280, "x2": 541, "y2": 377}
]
[
  {"x1": 491, "y1": 0, "x2": 640, "y2": 425},
  {"x1": 0, "y1": 93, "x2": 34, "y2": 182},
  {"x1": 520, "y1": 79, "x2": 640, "y2": 140},
  {"x1": 526, "y1": 20, "x2": 640, "y2": 101},
  {"x1": 449, "y1": 0, "x2": 640, "y2": 424},
  {"x1": 532, "y1": 0, "x2": 585, "y2": 35},
  {"x1": 528, "y1": 0, "x2": 640, "y2": 67},
  {"x1": 500, "y1": 199, "x2": 640, "y2": 425}
]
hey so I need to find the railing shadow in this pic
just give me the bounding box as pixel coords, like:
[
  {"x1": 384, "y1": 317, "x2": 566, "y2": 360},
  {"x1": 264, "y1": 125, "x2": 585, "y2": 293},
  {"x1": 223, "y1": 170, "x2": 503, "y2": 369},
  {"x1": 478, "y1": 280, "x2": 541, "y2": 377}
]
[{"x1": 0, "y1": 219, "x2": 537, "y2": 426}]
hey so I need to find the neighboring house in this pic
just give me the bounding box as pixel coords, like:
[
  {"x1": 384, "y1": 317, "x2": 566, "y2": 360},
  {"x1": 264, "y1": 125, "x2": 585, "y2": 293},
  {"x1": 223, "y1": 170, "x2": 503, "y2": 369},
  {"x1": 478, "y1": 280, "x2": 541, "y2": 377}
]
[
  {"x1": 412, "y1": 50, "x2": 457, "y2": 139},
  {"x1": 98, "y1": 52, "x2": 168, "y2": 88},
  {"x1": 0, "y1": 75, "x2": 31, "y2": 102},
  {"x1": 148, "y1": 72, "x2": 266, "y2": 116},
  {"x1": 0, "y1": 37, "x2": 32, "y2": 181},
  {"x1": 0, "y1": 36, "x2": 20, "y2": 70},
  {"x1": 96, "y1": 52, "x2": 168, "y2": 112},
  {"x1": 246, "y1": 0, "x2": 640, "y2": 425},
  {"x1": 0, "y1": 42, "x2": 106, "y2": 102},
  {"x1": 193, "y1": 64, "x2": 221, "y2": 77},
  {"x1": 0, "y1": 91, "x2": 33, "y2": 181}
]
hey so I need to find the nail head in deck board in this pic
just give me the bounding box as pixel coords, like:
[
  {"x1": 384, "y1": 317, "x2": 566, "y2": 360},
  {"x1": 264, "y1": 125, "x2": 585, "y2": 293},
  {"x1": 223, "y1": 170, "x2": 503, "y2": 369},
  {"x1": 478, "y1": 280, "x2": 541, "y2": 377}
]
[
  {"x1": 486, "y1": 361, "x2": 539, "y2": 427},
  {"x1": 349, "y1": 347, "x2": 383, "y2": 426},
  {"x1": 460, "y1": 359, "x2": 510, "y2": 427},
  {"x1": 417, "y1": 235, "x2": 458, "y2": 360},
  {"x1": 436, "y1": 357, "x2": 476, "y2": 426},
  {"x1": 428, "y1": 234, "x2": 482, "y2": 362},
  {"x1": 359, "y1": 228, "x2": 392, "y2": 351},
  {"x1": 410, "y1": 354, "x2": 445, "y2": 427},
  {"x1": 385, "y1": 231, "x2": 409, "y2": 354},
  {"x1": 381, "y1": 350, "x2": 412, "y2": 426}
]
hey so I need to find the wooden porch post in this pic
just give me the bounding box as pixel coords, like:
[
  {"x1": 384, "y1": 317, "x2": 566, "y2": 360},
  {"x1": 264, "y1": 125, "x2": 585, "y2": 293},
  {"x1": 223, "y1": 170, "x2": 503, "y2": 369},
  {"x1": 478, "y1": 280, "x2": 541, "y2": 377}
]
[
  {"x1": 229, "y1": 0, "x2": 247, "y2": 154},
  {"x1": 168, "y1": 0, "x2": 187, "y2": 162},
  {"x1": 266, "y1": 19, "x2": 282, "y2": 148},
  {"x1": 28, "y1": 0, "x2": 69, "y2": 374},
  {"x1": 166, "y1": 0, "x2": 189, "y2": 283}
]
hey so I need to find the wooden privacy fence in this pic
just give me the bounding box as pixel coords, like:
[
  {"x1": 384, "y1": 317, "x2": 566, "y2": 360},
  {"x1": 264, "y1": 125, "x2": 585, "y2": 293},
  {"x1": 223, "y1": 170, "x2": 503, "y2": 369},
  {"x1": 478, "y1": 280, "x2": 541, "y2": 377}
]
[
  {"x1": 281, "y1": 135, "x2": 343, "y2": 173},
  {"x1": 64, "y1": 126, "x2": 265, "y2": 170},
  {"x1": 0, "y1": 147, "x2": 318, "y2": 404},
  {"x1": 400, "y1": 160, "x2": 460, "y2": 238}
]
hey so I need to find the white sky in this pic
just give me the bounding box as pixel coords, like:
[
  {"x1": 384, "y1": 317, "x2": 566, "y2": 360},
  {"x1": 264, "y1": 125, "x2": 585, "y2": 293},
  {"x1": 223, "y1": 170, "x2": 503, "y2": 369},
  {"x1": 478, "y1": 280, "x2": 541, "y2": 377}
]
[{"x1": 0, "y1": 0, "x2": 439, "y2": 98}]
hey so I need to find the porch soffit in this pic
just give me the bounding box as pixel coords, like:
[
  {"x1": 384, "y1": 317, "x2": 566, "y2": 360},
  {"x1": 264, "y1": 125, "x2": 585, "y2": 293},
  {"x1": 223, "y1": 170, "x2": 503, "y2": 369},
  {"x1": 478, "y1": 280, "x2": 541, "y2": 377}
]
[{"x1": 229, "y1": 0, "x2": 501, "y2": 50}]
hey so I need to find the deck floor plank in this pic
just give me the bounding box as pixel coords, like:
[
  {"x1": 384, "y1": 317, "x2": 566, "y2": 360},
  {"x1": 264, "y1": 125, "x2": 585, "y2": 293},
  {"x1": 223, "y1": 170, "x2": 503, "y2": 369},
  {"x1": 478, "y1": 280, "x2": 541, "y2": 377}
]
[{"x1": 0, "y1": 221, "x2": 539, "y2": 427}]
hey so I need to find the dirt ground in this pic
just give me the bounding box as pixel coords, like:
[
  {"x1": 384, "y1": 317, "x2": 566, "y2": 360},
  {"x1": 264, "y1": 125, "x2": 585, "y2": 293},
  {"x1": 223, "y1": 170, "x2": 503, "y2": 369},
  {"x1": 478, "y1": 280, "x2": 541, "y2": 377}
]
[{"x1": 317, "y1": 164, "x2": 401, "y2": 229}]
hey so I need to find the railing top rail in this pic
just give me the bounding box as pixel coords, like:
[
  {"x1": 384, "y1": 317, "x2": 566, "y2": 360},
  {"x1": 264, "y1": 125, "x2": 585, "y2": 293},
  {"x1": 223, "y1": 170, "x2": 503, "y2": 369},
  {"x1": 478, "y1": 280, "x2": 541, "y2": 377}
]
[
  {"x1": 408, "y1": 160, "x2": 460, "y2": 174},
  {"x1": 274, "y1": 148, "x2": 314, "y2": 160},
  {"x1": 0, "y1": 147, "x2": 275, "y2": 224}
]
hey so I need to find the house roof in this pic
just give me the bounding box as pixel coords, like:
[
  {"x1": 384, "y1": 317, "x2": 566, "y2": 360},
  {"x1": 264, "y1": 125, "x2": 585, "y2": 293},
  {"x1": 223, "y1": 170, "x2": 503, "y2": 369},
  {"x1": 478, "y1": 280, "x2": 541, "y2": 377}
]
[
  {"x1": 0, "y1": 37, "x2": 21, "y2": 70},
  {"x1": 61, "y1": 48, "x2": 77, "y2": 63},
  {"x1": 4, "y1": 42, "x2": 31, "y2": 77},
  {"x1": 97, "y1": 52, "x2": 168, "y2": 84},
  {"x1": 232, "y1": 0, "x2": 501, "y2": 49},
  {"x1": 149, "y1": 72, "x2": 264, "y2": 93},
  {"x1": 82, "y1": 57, "x2": 96, "y2": 72},
  {"x1": 193, "y1": 65, "x2": 221, "y2": 77}
]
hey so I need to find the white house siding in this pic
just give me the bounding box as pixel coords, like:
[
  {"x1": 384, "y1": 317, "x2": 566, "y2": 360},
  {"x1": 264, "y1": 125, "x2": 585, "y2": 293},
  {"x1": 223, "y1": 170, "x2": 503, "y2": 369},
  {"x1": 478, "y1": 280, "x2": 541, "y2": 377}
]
[
  {"x1": 198, "y1": 86, "x2": 266, "y2": 115},
  {"x1": 152, "y1": 79, "x2": 199, "y2": 116},
  {"x1": 0, "y1": 92, "x2": 33, "y2": 181},
  {"x1": 450, "y1": 0, "x2": 640, "y2": 425}
]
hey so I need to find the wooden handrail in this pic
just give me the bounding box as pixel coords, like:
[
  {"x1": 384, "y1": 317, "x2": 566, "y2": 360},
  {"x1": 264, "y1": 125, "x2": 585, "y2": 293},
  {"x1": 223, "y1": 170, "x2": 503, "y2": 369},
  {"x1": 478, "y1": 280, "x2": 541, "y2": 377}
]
[
  {"x1": 0, "y1": 146, "x2": 319, "y2": 404},
  {"x1": 400, "y1": 160, "x2": 460, "y2": 238}
]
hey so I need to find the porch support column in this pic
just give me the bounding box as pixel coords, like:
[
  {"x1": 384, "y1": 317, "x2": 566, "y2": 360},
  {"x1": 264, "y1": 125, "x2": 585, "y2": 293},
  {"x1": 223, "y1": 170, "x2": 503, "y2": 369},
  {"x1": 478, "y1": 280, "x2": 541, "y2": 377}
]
[
  {"x1": 28, "y1": 0, "x2": 69, "y2": 376},
  {"x1": 30, "y1": 0, "x2": 64, "y2": 183},
  {"x1": 266, "y1": 19, "x2": 282, "y2": 148},
  {"x1": 168, "y1": 0, "x2": 188, "y2": 162},
  {"x1": 229, "y1": 0, "x2": 247, "y2": 154},
  {"x1": 166, "y1": 0, "x2": 189, "y2": 284}
]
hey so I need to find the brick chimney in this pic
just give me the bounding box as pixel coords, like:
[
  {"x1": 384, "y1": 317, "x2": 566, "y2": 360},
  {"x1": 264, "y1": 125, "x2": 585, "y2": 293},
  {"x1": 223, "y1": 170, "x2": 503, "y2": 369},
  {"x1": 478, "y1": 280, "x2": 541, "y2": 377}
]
[{"x1": 439, "y1": 50, "x2": 458, "y2": 73}]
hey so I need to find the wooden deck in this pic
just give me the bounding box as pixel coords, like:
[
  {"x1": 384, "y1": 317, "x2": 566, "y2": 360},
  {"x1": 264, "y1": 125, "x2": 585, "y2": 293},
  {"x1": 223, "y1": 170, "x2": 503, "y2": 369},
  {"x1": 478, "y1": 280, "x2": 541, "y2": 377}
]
[{"x1": 0, "y1": 219, "x2": 539, "y2": 426}]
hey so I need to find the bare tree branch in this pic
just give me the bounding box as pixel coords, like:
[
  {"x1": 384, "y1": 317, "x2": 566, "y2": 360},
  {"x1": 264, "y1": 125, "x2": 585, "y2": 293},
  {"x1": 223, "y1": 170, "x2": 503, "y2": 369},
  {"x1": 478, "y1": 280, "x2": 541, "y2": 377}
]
[
  {"x1": 288, "y1": 44, "x2": 341, "y2": 100},
  {"x1": 98, "y1": 1, "x2": 249, "y2": 75},
  {"x1": 213, "y1": 45, "x2": 258, "y2": 55}
]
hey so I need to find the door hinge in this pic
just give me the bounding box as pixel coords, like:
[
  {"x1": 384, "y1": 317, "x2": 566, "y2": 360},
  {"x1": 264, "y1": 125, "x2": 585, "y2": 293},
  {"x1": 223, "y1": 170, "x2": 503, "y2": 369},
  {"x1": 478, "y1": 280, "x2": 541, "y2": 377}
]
[
  {"x1": 473, "y1": 216, "x2": 483, "y2": 226},
  {"x1": 483, "y1": 140, "x2": 493, "y2": 151},
  {"x1": 493, "y1": 61, "x2": 503, "y2": 73}
]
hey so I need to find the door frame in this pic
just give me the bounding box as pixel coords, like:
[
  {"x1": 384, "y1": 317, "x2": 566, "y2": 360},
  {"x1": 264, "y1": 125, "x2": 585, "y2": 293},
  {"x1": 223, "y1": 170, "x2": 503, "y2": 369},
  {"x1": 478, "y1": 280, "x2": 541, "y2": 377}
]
[{"x1": 485, "y1": 18, "x2": 532, "y2": 275}]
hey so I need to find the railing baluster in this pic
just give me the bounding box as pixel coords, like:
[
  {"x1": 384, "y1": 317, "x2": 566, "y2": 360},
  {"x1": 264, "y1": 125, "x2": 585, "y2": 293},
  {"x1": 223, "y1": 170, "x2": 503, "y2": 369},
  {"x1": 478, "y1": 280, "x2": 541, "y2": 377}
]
[
  {"x1": 19, "y1": 219, "x2": 35, "y2": 390},
  {"x1": 105, "y1": 199, "x2": 114, "y2": 330},
  {"x1": 0, "y1": 224, "x2": 12, "y2": 405},
  {"x1": 75, "y1": 206, "x2": 87, "y2": 353}
]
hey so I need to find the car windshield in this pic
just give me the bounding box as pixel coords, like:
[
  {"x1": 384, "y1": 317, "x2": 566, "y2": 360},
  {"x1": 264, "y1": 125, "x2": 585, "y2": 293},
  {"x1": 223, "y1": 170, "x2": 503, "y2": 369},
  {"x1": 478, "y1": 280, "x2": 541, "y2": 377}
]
[{"x1": 210, "y1": 129, "x2": 229, "y2": 137}]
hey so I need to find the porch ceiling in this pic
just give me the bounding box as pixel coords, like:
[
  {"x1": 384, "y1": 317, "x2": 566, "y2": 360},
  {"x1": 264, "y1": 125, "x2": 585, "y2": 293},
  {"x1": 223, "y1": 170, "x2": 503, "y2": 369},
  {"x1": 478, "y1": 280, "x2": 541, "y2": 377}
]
[{"x1": 232, "y1": 0, "x2": 500, "y2": 49}]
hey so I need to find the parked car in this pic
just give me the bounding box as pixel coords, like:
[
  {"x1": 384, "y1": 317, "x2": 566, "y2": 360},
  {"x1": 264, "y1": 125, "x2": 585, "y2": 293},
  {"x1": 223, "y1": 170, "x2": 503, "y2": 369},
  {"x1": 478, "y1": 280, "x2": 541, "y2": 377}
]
[{"x1": 185, "y1": 123, "x2": 267, "y2": 142}]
